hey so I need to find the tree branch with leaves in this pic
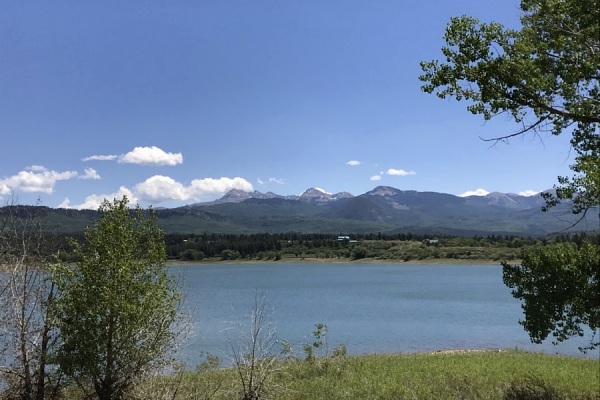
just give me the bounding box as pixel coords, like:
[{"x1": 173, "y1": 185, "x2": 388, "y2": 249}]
[{"x1": 420, "y1": 0, "x2": 599, "y2": 350}]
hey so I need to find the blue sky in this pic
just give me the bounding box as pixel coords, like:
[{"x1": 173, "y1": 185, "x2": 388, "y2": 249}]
[{"x1": 1, "y1": 1, "x2": 576, "y2": 209}]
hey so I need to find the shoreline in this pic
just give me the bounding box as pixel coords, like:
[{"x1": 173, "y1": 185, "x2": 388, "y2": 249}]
[{"x1": 168, "y1": 257, "x2": 521, "y2": 266}]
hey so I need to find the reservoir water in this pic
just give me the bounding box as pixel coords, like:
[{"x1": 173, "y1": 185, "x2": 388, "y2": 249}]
[{"x1": 172, "y1": 262, "x2": 596, "y2": 365}]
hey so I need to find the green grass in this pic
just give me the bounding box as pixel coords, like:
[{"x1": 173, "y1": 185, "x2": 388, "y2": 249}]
[{"x1": 128, "y1": 350, "x2": 600, "y2": 399}]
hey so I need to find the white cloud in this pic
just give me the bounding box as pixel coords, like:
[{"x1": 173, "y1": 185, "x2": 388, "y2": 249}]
[
  {"x1": 458, "y1": 188, "x2": 490, "y2": 197},
  {"x1": 518, "y1": 190, "x2": 539, "y2": 197},
  {"x1": 346, "y1": 160, "x2": 362, "y2": 166},
  {"x1": 134, "y1": 175, "x2": 253, "y2": 203},
  {"x1": 0, "y1": 166, "x2": 78, "y2": 195},
  {"x1": 56, "y1": 198, "x2": 72, "y2": 209},
  {"x1": 135, "y1": 176, "x2": 189, "y2": 202},
  {"x1": 189, "y1": 177, "x2": 253, "y2": 196},
  {"x1": 120, "y1": 146, "x2": 183, "y2": 166},
  {"x1": 82, "y1": 146, "x2": 183, "y2": 166},
  {"x1": 81, "y1": 154, "x2": 118, "y2": 161},
  {"x1": 370, "y1": 175, "x2": 382, "y2": 181},
  {"x1": 258, "y1": 177, "x2": 285, "y2": 185},
  {"x1": 387, "y1": 168, "x2": 416, "y2": 176},
  {"x1": 80, "y1": 168, "x2": 101, "y2": 180},
  {"x1": 58, "y1": 187, "x2": 137, "y2": 210}
]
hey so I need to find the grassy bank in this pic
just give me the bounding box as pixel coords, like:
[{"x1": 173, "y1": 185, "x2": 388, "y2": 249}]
[{"x1": 130, "y1": 350, "x2": 599, "y2": 399}]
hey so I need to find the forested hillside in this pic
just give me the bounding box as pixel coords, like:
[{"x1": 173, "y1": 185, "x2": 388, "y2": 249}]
[{"x1": 2, "y1": 187, "x2": 597, "y2": 236}]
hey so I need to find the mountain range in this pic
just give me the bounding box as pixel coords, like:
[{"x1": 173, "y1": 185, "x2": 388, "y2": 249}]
[{"x1": 12, "y1": 186, "x2": 598, "y2": 236}]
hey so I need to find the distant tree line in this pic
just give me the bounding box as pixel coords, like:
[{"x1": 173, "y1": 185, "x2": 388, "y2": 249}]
[
  {"x1": 44, "y1": 231, "x2": 600, "y2": 263},
  {"x1": 158, "y1": 231, "x2": 600, "y2": 262}
]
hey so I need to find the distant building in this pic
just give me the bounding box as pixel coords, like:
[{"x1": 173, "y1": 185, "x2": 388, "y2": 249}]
[{"x1": 337, "y1": 236, "x2": 350, "y2": 241}]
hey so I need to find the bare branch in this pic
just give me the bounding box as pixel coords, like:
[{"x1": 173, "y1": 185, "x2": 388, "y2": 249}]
[{"x1": 480, "y1": 116, "x2": 548, "y2": 143}]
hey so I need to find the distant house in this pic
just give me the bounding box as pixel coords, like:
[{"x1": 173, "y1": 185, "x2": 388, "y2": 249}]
[{"x1": 337, "y1": 236, "x2": 350, "y2": 241}]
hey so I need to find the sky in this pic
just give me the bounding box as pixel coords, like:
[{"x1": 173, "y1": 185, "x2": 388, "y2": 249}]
[{"x1": 0, "y1": 1, "x2": 578, "y2": 210}]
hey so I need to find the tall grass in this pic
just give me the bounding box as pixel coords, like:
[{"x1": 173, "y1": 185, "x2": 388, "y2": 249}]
[{"x1": 126, "y1": 350, "x2": 599, "y2": 400}]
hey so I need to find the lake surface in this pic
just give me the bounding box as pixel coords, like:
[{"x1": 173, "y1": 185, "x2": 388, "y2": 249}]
[{"x1": 172, "y1": 262, "x2": 596, "y2": 365}]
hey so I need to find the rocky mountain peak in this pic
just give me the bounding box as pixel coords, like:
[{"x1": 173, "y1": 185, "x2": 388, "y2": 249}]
[
  {"x1": 300, "y1": 188, "x2": 332, "y2": 198},
  {"x1": 221, "y1": 189, "x2": 252, "y2": 201},
  {"x1": 332, "y1": 191, "x2": 354, "y2": 200},
  {"x1": 366, "y1": 186, "x2": 403, "y2": 197}
]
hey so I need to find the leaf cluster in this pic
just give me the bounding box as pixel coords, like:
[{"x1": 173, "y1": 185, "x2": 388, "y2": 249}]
[
  {"x1": 502, "y1": 241, "x2": 599, "y2": 351},
  {"x1": 420, "y1": 0, "x2": 600, "y2": 142},
  {"x1": 422, "y1": 0, "x2": 600, "y2": 351}
]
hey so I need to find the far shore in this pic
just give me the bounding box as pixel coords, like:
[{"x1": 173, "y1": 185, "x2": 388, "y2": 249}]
[{"x1": 168, "y1": 257, "x2": 522, "y2": 266}]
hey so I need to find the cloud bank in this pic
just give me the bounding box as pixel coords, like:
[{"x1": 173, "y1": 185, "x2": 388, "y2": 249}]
[
  {"x1": 1, "y1": 166, "x2": 78, "y2": 195},
  {"x1": 387, "y1": 168, "x2": 416, "y2": 176},
  {"x1": 367, "y1": 167, "x2": 415, "y2": 182},
  {"x1": 58, "y1": 186, "x2": 137, "y2": 210},
  {"x1": 518, "y1": 190, "x2": 539, "y2": 197},
  {"x1": 83, "y1": 146, "x2": 183, "y2": 166},
  {"x1": 0, "y1": 166, "x2": 103, "y2": 197},
  {"x1": 59, "y1": 175, "x2": 253, "y2": 209},
  {"x1": 81, "y1": 168, "x2": 101, "y2": 180},
  {"x1": 134, "y1": 175, "x2": 253, "y2": 203},
  {"x1": 258, "y1": 177, "x2": 285, "y2": 185},
  {"x1": 82, "y1": 155, "x2": 118, "y2": 161},
  {"x1": 458, "y1": 188, "x2": 490, "y2": 197},
  {"x1": 346, "y1": 160, "x2": 362, "y2": 166}
]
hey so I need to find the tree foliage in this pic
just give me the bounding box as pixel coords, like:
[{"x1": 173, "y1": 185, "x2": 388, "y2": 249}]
[
  {"x1": 52, "y1": 197, "x2": 181, "y2": 400},
  {"x1": 420, "y1": 0, "x2": 599, "y2": 216},
  {"x1": 421, "y1": 0, "x2": 599, "y2": 349},
  {"x1": 502, "y1": 243, "x2": 599, "y2": 351},
  {"x1": 542, "y1": 145, "x2": 599, "y2": 224},
  {"x1": 420, "y1": 0, "x2": 599, "y2": 143}
]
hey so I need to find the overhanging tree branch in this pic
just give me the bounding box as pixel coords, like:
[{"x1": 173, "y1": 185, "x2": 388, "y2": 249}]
[{"x1": 421, "y1": 0, "x2": 599, "y2": 351}]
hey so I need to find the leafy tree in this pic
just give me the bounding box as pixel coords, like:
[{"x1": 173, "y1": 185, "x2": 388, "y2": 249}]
[
  {"x1": 52, "y1": 197, "x2": 182, "y2": 400},
  {"x1": 502, "y1": 242, "x2": 599, "y2": 351},
  {"x1": 351, "y1": 247, "x2": 367, "y2": 260},
  {"x1": 221, "y1": 249, "x2": 241, "y2": 260},
  {"x1": 420, "y1": 0, "x2": 599, "y2": 146},
  {"x1": 542, "y1": 146, "x2": 599, "y2": 225},
  {"x1": 420, "y1": 0, "x2": 599, "y2": 349}
]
